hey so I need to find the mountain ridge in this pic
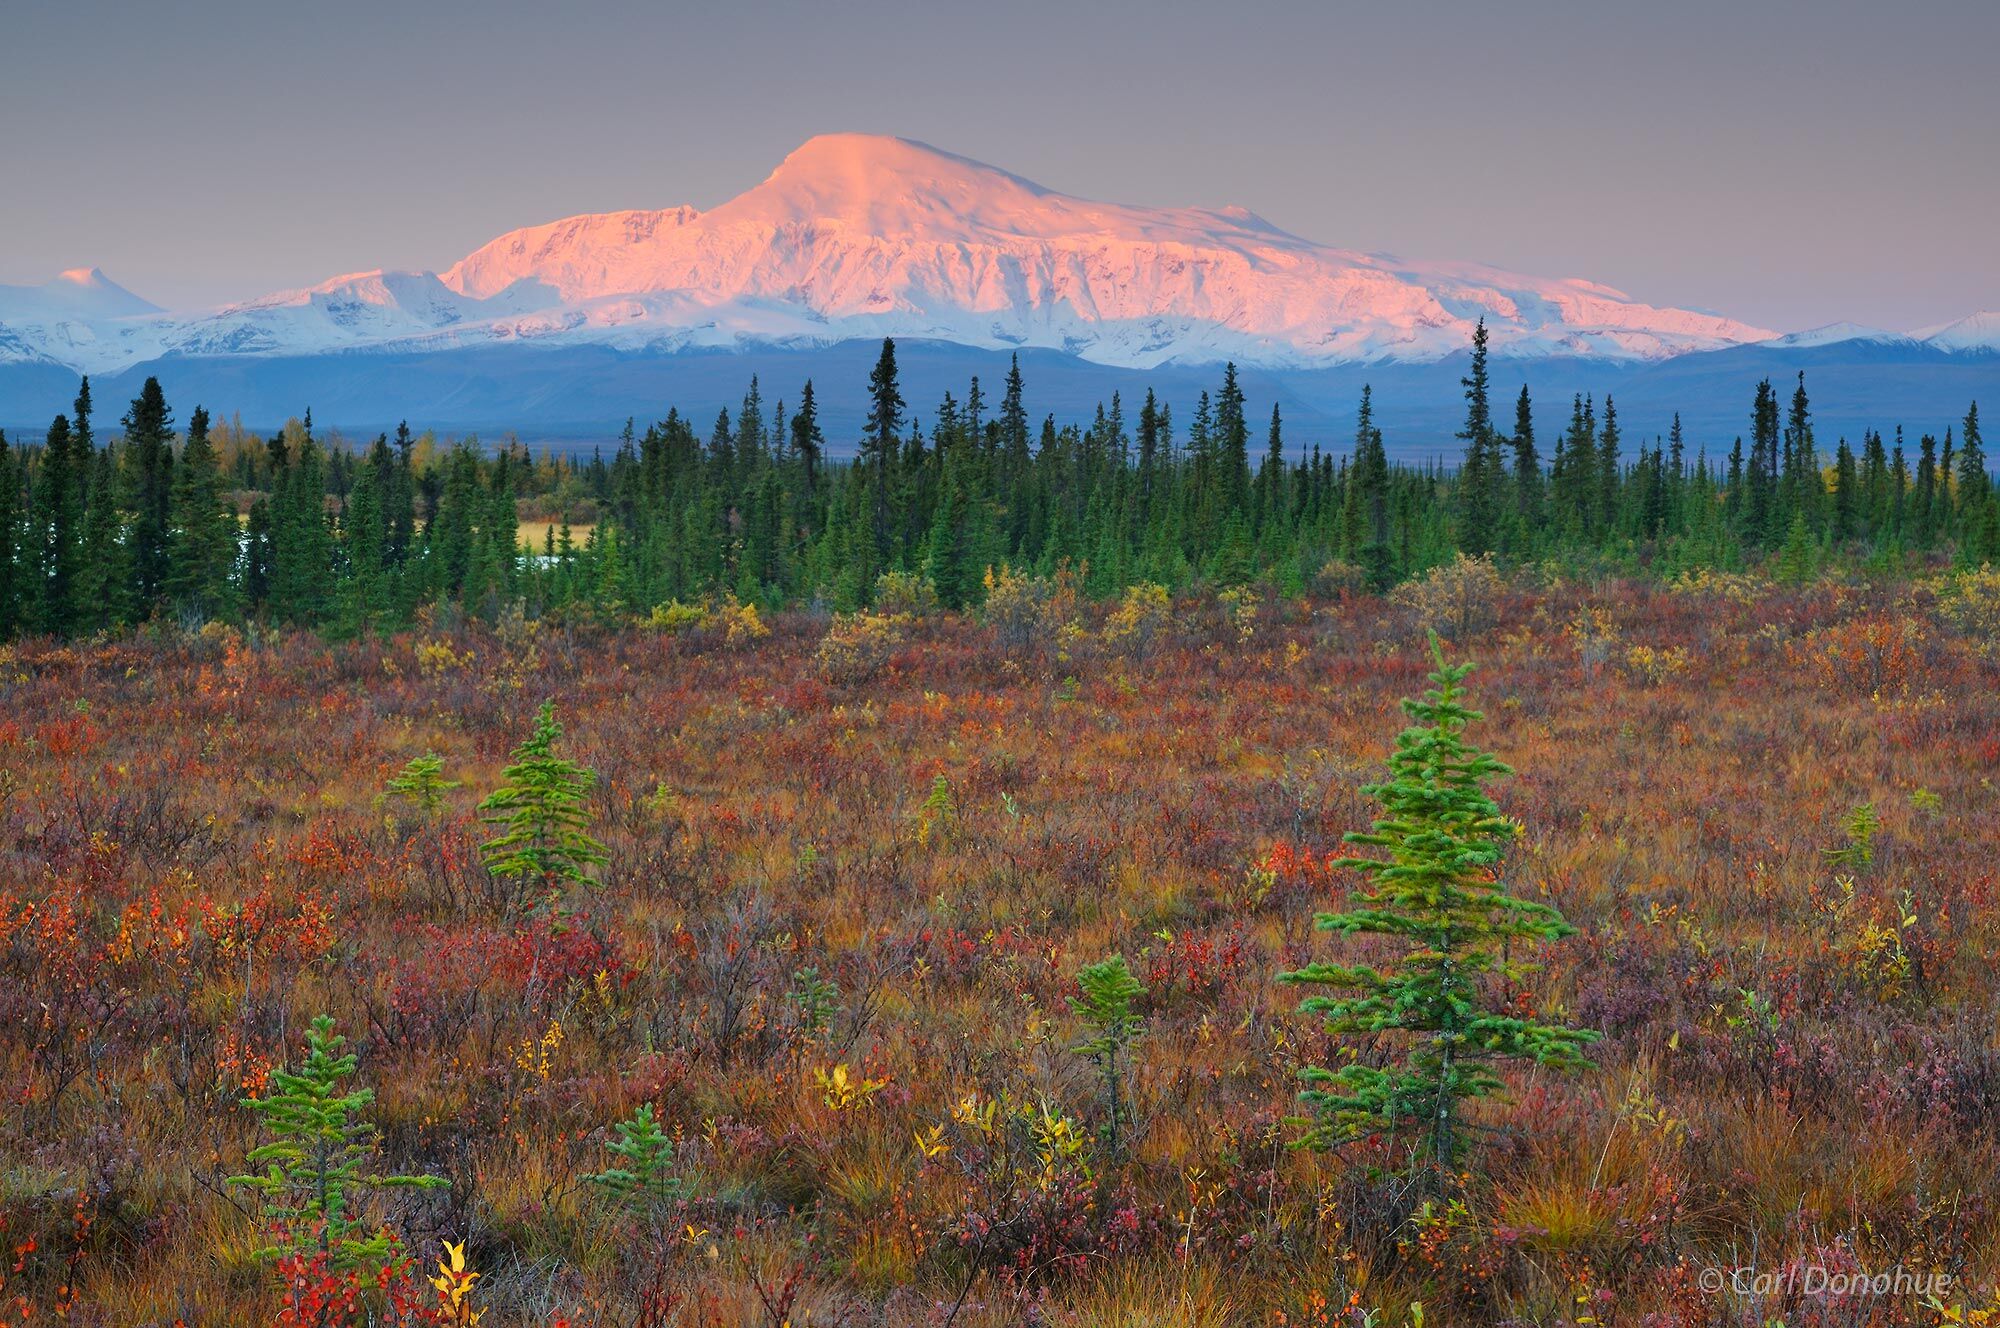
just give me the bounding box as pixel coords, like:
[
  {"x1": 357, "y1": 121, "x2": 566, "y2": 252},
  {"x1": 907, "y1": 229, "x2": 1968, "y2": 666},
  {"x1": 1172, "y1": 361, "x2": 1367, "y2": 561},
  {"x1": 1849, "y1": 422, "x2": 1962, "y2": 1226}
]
[
  {"x1": 0, "y1": 133, "x2": 1825, "y2": 377},
  {"x1": 2, "y1": 134, "x2": 1995, "y2": 436}
]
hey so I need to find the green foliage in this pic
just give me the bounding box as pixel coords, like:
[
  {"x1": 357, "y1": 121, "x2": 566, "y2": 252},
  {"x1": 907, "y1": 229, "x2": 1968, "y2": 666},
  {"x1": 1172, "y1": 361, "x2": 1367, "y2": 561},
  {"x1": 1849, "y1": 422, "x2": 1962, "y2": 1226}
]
[
  {"x1": 386, "y1": 752, "x2": 459, "y2": 816},
  {"x1": 582, "y1": 1102, "x2": 685, "y2": 1215},
  {"x1": 164, "y1": 405, "x2": 236, "y2": 622},
  {"x1": 789, "y1": 965, "x2": 841, "y2": 1044},
  {"x1": 1279, "y1": 633, "x2": 1597, "y2": 1174},
  {"x1": 1824, "y1": 801, "x2": 1881, "y2": 871},
  {"x1": 228, "y1": 1014, "x2": 446, "y2": 1268},
  {"x1": 1, "y1": 344, "x2": 1991, "y2": 643},
  {"x1": 478, "y1": 701, "x2": 608, "y2": 912},
  {"x1": 1069, "y1": 953, "x2": 1146, "y2": 1158},
  {"x1": 1776, "y1": 513, "x2": 1819, "y2": 584},
  {"x1": 917, "y1": 773, "x2": 957, "y2": 846}
]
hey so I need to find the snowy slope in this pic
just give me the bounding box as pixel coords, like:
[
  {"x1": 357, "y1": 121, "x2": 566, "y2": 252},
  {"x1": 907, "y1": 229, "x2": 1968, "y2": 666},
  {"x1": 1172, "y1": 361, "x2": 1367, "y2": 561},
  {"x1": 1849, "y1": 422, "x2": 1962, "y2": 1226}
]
[
  {"x1": 5, "y1": 135, "x2": 1994, "y2": 380},
  {"x1": 436, "y1": 134, "x2": 1774, "y2": 368},
  {"x1": 1912, "y1": 312, "x2": 2000, "y2": 355},
  {"x1": 1766, "y1": 322, "x2": 1920, "y2": 350},
  {"x1": 0, "y1": 268, "x2": 163, "y2": 366},
  {"x1": 0, "y1": 267, "x2": 161, "y2": 322}
]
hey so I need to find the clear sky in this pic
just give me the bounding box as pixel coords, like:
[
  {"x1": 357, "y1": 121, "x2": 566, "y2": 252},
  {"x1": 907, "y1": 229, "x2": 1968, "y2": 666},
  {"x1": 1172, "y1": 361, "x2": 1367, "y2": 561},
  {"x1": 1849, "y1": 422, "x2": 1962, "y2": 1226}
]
[{"x1": 3, "y1": 0, "x2": 1994, "y2": 333}]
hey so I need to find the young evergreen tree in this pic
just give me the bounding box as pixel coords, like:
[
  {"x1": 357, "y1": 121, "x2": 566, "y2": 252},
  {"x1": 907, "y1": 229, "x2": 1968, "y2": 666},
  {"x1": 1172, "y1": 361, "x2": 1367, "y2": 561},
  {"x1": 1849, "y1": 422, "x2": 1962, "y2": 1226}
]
[
  {"x1": 1280, "y1": 634, "x2": 1597, "y2": 1176},
  {"x1": 582, "y1": 1103, "x2": 686, "y2": 1215},
  {"x1": 228, "y1": 1015, "x2": 446, "y2": 1269},
  {"x1": 1069, "y1": 954, "x2": 1146, "y2": 1159},
  {"x1": 479, "y1": 700, "x2": 609, "y2": 915}
]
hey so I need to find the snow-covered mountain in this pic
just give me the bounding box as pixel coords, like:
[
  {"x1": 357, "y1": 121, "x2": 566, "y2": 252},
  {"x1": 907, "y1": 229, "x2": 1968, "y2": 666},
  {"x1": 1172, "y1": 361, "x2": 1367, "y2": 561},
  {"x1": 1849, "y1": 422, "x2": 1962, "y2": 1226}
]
[
  {"x1": 1913, "y1": 312, "x2": 2000, "y2": 356},
  {"x1": 0, "y1": 134, "x2": 1785, "y2": 376},
  {"x1": 1766, "y1": 322, "x2": 1921, "y2": 350},
  {"x1": 3, "y1": 134, "x2": 1994, "y2": 388},
  {"x1": 0, "y1": 268, "x2": 164, "y2": 368}
]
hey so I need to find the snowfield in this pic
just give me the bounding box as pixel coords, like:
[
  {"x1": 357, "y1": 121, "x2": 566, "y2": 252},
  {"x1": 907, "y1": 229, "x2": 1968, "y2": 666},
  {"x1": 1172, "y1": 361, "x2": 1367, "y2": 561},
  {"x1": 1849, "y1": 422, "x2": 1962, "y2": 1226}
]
[{"x1": 2, "y1": 135, "x2": 1993, "y2": 380}]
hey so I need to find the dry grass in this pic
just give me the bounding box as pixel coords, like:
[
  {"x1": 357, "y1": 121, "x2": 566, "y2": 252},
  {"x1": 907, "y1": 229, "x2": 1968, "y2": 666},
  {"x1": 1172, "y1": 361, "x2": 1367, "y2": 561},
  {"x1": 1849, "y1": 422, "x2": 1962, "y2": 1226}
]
[{"x1": 2, "y1": 577, "x2": 1999, "y2": 1323}]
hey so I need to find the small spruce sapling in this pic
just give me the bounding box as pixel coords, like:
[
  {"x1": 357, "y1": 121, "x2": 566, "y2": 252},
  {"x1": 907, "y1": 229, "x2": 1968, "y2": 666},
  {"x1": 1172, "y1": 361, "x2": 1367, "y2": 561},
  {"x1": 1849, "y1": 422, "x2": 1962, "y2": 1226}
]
[
  {"x1": 917, "y1": 773, "x2": 957, "y2": 847},
  {"x1": 789, "y1": 966, "x2": 841, "y2": 1045},
  {"x1": 229, "y1": 1014, "x2": 447, "y2": 1268},
  {"x1": 582, "y1": 1102, "x2": 685, "y2": 1217},
  {"x1": 1069, "y1": 953, "x2": 1146, "y2": 1159},
  {"x1": 1280, "y1": 633, "x2": 1597, "y2": 1177},
  {"x1": 1824, "y1": 801, "x2": 1880, "y2": 871},
  {"x1": 479, "y1": 700, "x2": 608, "y2": 914},
  {"x1": 386, "y1": 753, "x2": 459, "y2": 816}
]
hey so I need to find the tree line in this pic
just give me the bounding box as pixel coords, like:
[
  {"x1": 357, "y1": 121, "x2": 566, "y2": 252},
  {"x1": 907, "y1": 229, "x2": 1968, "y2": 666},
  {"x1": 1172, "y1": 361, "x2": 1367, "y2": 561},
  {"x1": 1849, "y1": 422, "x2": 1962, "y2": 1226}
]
[{"x1": 0, "y1": 326, "x2": 1990, "y2": 639}]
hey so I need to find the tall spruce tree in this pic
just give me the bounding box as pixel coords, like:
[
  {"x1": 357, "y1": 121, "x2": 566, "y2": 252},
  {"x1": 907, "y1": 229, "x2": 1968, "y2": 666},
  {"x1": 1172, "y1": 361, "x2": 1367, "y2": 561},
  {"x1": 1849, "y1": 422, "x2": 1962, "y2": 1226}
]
[
  {"x1": 0, "y1": 430, "x2": 18, "y2": 636},
  {"x1": 1748, "y1": 379, "x2": 1781, "y2": 545},
  {"x1": 165, "y1": 405, "x2": 237, "y2": 620},
  {"x1": 864, "y1": 338, "x2": 905, "y2": 572},
  {"x1": 1510, "y1": 384, "x2": 1541, "y2": 540},
  {"x1": 34, "y1": 413, "x2": 85, "y2": 634},
  {"x1": 341, "y1": 436, "x2": 392, "y2": 629},
  {"x1": 123, "y1": 377, "x2": 175, "y2": 607},
  {"x1": 1596, "y1": 395, "x2": 1622, "y2": 539},
  {"x1": 1346, "y1": 386, "x2": 1393, "y2": 590},
  {"x1": 1957, "y1": 401, "x2": 1991, "y2": 560},
  {"x1": 1455, "y1": 318, "x2": 1502, "y2": 555},
  {"x1": 76, "y1": 444, "x2": 130, "y2": 630},
  {"x1": 791, "y1": 379, "x2": 824, "y2": 502}
]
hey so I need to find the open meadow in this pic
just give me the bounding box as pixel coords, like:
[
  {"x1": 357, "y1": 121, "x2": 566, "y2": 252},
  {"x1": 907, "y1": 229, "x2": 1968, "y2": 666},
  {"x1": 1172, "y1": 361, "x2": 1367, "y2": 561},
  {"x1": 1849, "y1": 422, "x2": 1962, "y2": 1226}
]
[{"x1": 4, "y1": 569, "x2": 2000, "y2": 1326}]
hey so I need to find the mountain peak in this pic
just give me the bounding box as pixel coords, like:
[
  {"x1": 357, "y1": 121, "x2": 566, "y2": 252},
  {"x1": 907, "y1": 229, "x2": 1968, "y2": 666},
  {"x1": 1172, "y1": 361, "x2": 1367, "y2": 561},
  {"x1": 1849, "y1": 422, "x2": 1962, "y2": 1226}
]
[
  {"x1": 1916, "y1": 311, "x2": 2000, "y2": 353},
  {"x1": 1769, "y1": 321, "x2": 1915, "y2": 349},
  {"x1": 4, "y1": 134, "x2": 1892, "y2": 377},
  {"x1": 719, "y1": 133, "x2": 1070, "y2": 239},
  {"x1": 766, "y1": 133, "x2": 1039, "y2": 190},
  {"x1": 0, "y1": 267, "x2": 161, "y2": 323}
]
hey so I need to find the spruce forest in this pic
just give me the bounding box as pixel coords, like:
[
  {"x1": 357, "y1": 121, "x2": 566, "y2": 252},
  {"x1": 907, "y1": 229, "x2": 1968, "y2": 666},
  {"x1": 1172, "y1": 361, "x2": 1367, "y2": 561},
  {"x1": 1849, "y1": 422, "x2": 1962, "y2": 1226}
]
[
  {"x1": 4, "y1": 324, "x2": 2000, "y2": 1327},
  {"x1": 4, "y1": 328, "x2": 1993, "y2": 640}
]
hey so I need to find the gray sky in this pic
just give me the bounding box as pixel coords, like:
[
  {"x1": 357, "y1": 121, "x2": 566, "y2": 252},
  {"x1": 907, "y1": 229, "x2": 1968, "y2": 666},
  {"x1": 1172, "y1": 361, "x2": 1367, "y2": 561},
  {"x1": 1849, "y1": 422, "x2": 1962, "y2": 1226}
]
[{"x1": 3, "y1": 0, "x2": 1994, "y2": 333}]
